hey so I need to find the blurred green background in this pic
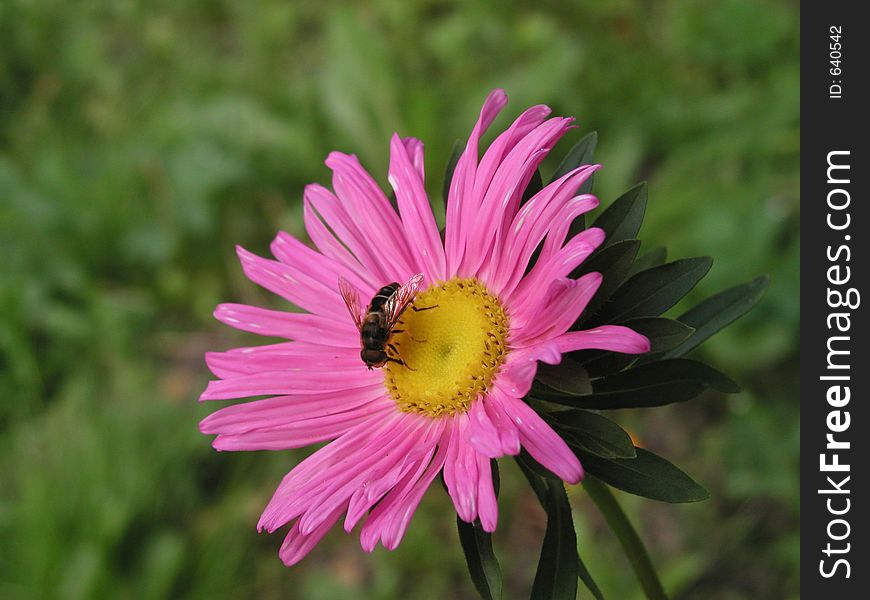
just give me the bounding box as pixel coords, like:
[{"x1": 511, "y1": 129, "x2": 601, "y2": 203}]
[{"x1": 0, "y1": 0, "x2": 798, "y2": 598}]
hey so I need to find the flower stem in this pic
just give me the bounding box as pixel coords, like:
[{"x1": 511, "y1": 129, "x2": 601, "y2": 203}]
[{"x1": 583, "y1": 475, "x2": 669, "y2": 600}]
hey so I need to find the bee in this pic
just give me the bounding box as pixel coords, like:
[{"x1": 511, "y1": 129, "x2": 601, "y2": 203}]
[{"x1": 338, "y1": 272, "x2": 431, "y2": 369}]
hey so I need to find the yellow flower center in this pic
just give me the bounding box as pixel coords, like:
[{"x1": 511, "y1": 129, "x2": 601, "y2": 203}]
[{"x1": 385, "y1": 278, "x2": 509, "y2": 417}]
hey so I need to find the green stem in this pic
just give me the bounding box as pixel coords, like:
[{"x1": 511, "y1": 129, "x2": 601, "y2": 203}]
[{"x1": 583, "y1": 475, "x2": 669, "y2": 600}]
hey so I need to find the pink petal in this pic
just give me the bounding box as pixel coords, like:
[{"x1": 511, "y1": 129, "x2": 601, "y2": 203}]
[
  {"x1": 464, "y1": 397, "x2": 504, "y2": 458},
  {"x1": 199, "y1": 367, "x2": 379, "y2": 401},
  {"x1": 462, "y1": 117, "x2": 575, "y2": 278},
  {"x1": 325, "y1": 152, "x2": 417, "y2": 281},
  {"x1": 211, "y1": 402, "x2": 392, "y2": 451},
  {"x1": 402, "y1": 137, "x2": 425, "y2": 180},
  {"x1": 303, "y1": 190, "x2": 368, "y2": 278},
  {"x1": 489, "y1": 166, "x2": 599, "y2": 296},
  {"x1": 213, "y1": 304, "x2": 358, "y2": 348},
  {"x1": 303, "y1": 184, "x2": 392, "y2": 285},
  {"x1": 236, "y1": 246, "x2": 348, "y2": 320},
  {"x1": 445, "y1": 89, "x2": 508, "y2": 275},
  {"x1": 442, "y1": 417, "x2": 480, "y2": 523},
  {"x1": 388, "y1": 134, "x2": 446, "y2": 280},
  {"x1": 553, "y1": 325, "x2": 651, "y2": 354},
  {"x1": 343, "y1": 418, "x2": 441, "y2": 532},
  {"x1": 205, "y1": 343, "x2": 361, "y2": 378},
  {"x1": 278, "y1": 502, "x2": 347, "y2": 566},
  {"x1": 512, "y1": 272, "x2": 603, "y2": 346},
  {"x1": 476, "y1": 452, "x2": 498, "y2": 532},
  {"x1": 258, "y1": 413, "x2": 408, "y2": 533},
  {"x1": 496, "y1": 393, "x2": 584, "y2": 484},
  {"x1": 359, "y1": 423, "x2": 450, "y2": 552},
  {"x1": 199, "y1": 384, "x2": 386, "y2": 435},
  {"x1": 508, "y1": 227, "x2": 605, "y2": 318},
  {"x1": 271, "y1": 230, "x2": 375, "y2": 298}
]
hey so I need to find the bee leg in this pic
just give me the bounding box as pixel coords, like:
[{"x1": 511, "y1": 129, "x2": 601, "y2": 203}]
[
  {"x1": 411, "y1": 304, "x2": 438, "y2": 312},
  {"x1": 391, "y1": 328, "x2": 426, "y2": 343},
  {"x1": 386, "y1": 357, "x2": 415, "y2": 371},
  {"x1": 387, "y1": 343, "x2": 400, "y2": 354}
]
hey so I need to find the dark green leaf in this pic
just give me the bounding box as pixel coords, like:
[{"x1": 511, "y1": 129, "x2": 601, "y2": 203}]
[
  {"x1": 591, "y1": 257, "x2": 713, "y2": 325},
  {"x1": 537, "y1": 379, "x2": 708, "y2": 410},
  {"x1": 536, "y1": 358, "x2": 739, "y2": 409},
  {"x1": 591, "y1": 183, "x2": 647, "y2": 248},
  {"x1": 531, "y1": 479, "x2": 579, "y2": 600},
  {"x1": 442, "y1": 138, "x2": 463, "y2": 205},
  {"x1": 536, "y1": 358, "x2": 592, "y2": 396},
  {"x1": 578, "y1": 448, "x2": 709, "y2": 503},
  {"x1": 457, "y1": 519, "x2": 502, "y2": 600},
  {"x1": 573, "y1": 317, "x2": 695, "y2": 377},
  {"x1": 552, "y1": 131, "x2": 598, "y2": 235},
  {"x1": 627, "y1": 246, "x2": 667, "y2": 278},
  {"x1": 551, "y1": 131, "x2": 598, "y2": 185},
  {"x1": 457, "y1": 460, "x2": 502, "y2": 600},
  {"x1": 595, "y1": 358, "x2": 739, "y2": 394},
  {"x1": 521, "y1": 169, "x2": 544, "y2": 206},
  {"x1": 573, "y1": 240, "x2": 640, "y2": 320},
  {"x1": 667, "y1": 275, "x2": 770, "y2": 357},
  {"x1": 550, "y1": 410, "x2": 636, "y2": 459}
]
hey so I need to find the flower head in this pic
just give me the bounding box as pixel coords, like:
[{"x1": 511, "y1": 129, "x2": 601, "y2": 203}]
[{"x1": 200, "y1": 89, "x2": 650, "y2": 565}]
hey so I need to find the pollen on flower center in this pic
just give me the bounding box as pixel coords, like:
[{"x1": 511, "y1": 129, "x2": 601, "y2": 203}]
[{"x1": 384, "y1": 278, "x2": 509, "y2": 417}]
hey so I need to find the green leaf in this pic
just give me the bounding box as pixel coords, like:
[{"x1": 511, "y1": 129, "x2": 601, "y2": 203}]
[
  {"x1": 591, "y1": 183, "x2": 647, "y2": 248},
  {"x1": 457, "y1": 460, "x2": 502, "y2": 600},
  {"x1": 579, "y1": 448, "x2": 709, "y2": 503},
  {"x1": 550, "y1": 410, "x2": 636, "y2": 459},
  {"x1": 627, "y1": 246, "x2": 667, "y2": 278},
  {"x1": 574, "y1": 317, "x2": 695, "y2": 377},
  {"x1": 531, "y1": 479, "x2": 579, "y2": 600},
  {"x1": 667, "y1": 275, "x2": 770, "y2": 357},
  {"x1": 517, "y1": 456, "x2": 595, "y2": 599},
  {"x1": 591, "y1": 257, "x2": 713, "y2": 325},
  {"x1": 573, "y1": 239, "x2": 641, "y2": 320},
  {"x1": 457, "y1": 519, "x2": 502, "y2": 600},
  {"x1": 442, "y1": 138, "x2": 463, "y2": 205},
  {"x1": 536, "y1": 358, "x2": 592, "y2": 396},
  {"x1": 552, "y1": 131, "x2": 598, "y2": 235},
  {"x1": 551, "y1": 131, "x2": 598, "y2": 185},
  {"x1": 538, "y1": 358, "x2": 738, "y2": 409}
]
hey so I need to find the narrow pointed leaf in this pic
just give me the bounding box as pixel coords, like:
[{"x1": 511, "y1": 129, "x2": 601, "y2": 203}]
[
  {"x1": 591, "y1": 183, "x2": 647, "y2": 248},
  {"x1": 552, "y1": 131, "x2": 598, "y2": 235},
  {"x1": 530, "y1": 480, "x2": 579, "y2": 600},
  {"x1": 578, "y1": 448, "x2": 709, "y2": 503},
  {"x1": 550, "y1": 410, "x2": 636, "y2": 459},
  {"x1": 667, "y1": 275, "x2": 770, "y2": 357},
  {"x1": 536, "y1": 359, "x2": 592, "y2": 396},
  {"x1": 536, "y1": 358, "x2": 738, "y2": 409},
  {"x1": 574, "y1": 318, "x2": 695, "y2": 377},
  {"x1": 627, "y1": 246, "x2": 667, "y2": 278},
  {"x1": 551, "y1": 131, "x2": 598, "y2": 185},
  {"x1": 457, "y1": 519, "x2": 502, "y2": 600},
  {"x1": 457, "y1": 460, "x2": 502, "y2": 600},
  {"x1": 573, "y1": 239, "x2": 641, "y2": 320},
  {"x1": 591, "y1": 257, "x2": 713, "y2": 325}
]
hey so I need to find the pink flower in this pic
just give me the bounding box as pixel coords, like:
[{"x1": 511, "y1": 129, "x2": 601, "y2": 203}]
[{"x1": 200, "y1": 89, "x2": 650, "y2": 566}]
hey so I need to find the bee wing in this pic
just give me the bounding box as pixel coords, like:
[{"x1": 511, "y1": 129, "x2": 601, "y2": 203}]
[
  {"x1": 384, "y1": 272, "x2": 425, "y2": 329},
  {"x1": 338, "y1": 276, "x2": 366, "y2": 332}
]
